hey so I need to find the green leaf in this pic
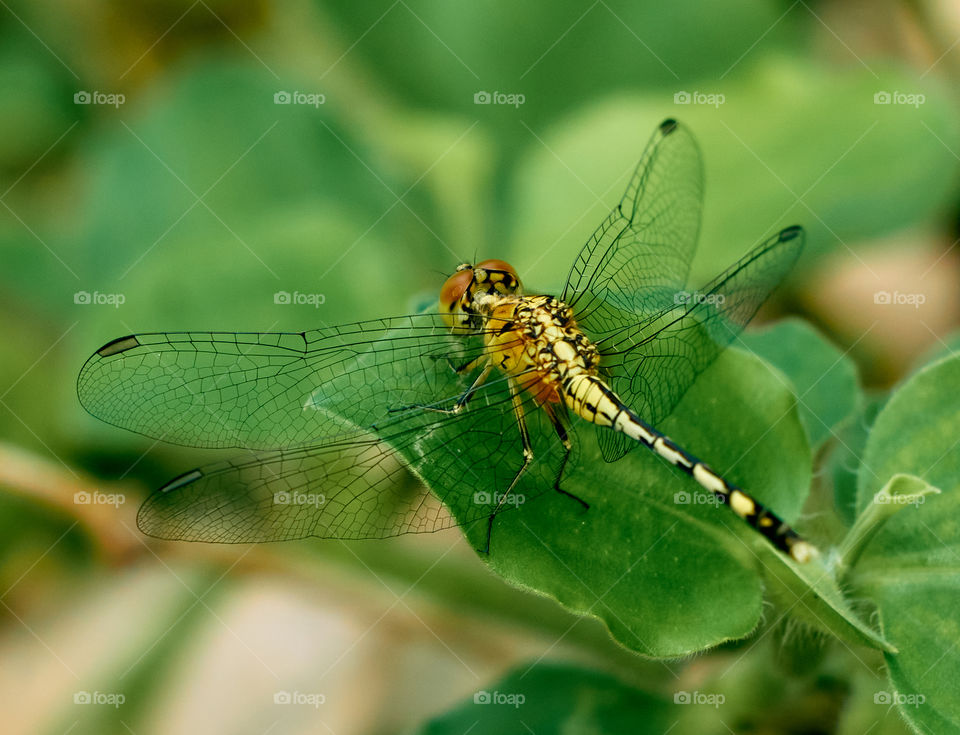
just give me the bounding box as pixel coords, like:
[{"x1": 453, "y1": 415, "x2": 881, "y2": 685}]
[
  {"x1": 829, "y1": 391, "x2": 888, "y2": 527},
  {"x1": 741, "y1": 318, "x2": 861, "y2": 451},
  {"x1": 911, "y1": 329, "x2": 960, "y2": 374},
  {"x1": 436, "y1": 347, "x2": 813, "y2": 657},
  {"x1": 837, "y1": 668, "x2": 917, "y2": 735},
  {"x1": 45, "y1": 56, "x2": 443, "y2": 326},
  {"x1": 758, "y1": 548, "x2": 895, "y2": 653},
  {"x1": 851, "y1": 356, "x2": 960, "y2": 731},
  {"x1": 509, "y1": 60, "x2": 960, "y2": 291},
  {"x1": 415, "y1": 661, "x2": 673, "y2": 735}
]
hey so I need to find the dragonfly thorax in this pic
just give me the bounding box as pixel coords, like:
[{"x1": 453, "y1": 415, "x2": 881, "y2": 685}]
[{"x1": 486, "y1": 295, "x2": 601, "y2": 405}]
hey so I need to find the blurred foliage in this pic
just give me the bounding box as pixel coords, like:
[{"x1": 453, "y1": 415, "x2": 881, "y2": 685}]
[
  {"x1": 742, "y1": 317, "x2": 862, "y2": 451},
  {"x1": 416, "y1": 661, "x2": 674, "y2": 735},
  {"x1": 2, "y1": 0, "x2": 960, "y2": 732}
]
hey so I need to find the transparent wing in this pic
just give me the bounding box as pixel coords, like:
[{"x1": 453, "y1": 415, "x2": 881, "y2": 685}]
[
  {"x1": 590, "y1": 226, "x2": 805, "y2": 462},
  {"x1": 78, "y1": 315, "x2": 499, "y2": 451},
  {"x1": 136, "y1": 382, "x2": 571, "y2": 542},
  {"x1": 80, "y1": 314, "x2": 572, "y2": 542},
  {"x1": 561, "y1": 118, "x2": 704, "y2": 326}
]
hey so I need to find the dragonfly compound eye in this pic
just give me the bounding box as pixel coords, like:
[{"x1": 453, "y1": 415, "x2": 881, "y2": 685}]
[
  {"x1": 439, "y1": 268, "x2": 476, "y2": 331},
  {"x1": 475, "y1": 259, "x2": 522, "y2": 295}
]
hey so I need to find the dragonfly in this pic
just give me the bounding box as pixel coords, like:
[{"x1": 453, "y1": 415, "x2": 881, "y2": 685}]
[{"x1": 77, "y1": 118, "x2": 816, "y2": 563}]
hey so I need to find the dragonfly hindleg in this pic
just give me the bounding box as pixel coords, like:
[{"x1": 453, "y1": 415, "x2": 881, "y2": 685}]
[
  {"x1": 480, "y1": 383, "x2": 534, "y2": 554},
  {"x1": 542, "y1": 403, "x2": 589, "y2": 511}
]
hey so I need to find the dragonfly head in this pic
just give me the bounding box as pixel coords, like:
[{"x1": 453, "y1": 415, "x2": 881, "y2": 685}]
[{"x1": 440, "y1": 259, "x2": 522, "y2": 333}]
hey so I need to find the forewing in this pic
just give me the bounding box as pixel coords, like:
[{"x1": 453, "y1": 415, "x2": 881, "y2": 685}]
[
  {"x1": 77, "y1": 315, "x2": 489, "y2": 450},
  {"x1": 561, "y1": 118, "x2": 704, "y2": 329},
  {"x1": 593, "y1": 226, "x2": 805, "y2": 462}
]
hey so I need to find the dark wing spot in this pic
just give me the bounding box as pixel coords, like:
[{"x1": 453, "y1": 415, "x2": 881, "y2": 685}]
[
  {"x1": 659, "y1": 118, "x2": 679, "y2": 135},
  {"x1": 779, "y1": 225, "x2": 803, "y2": 242},
  {"x1": 159, "y1": 469, "x2": 204, "y2": 493},
  {"x1": 97, "y1": 335, "x2": 140, "y2": 357}
]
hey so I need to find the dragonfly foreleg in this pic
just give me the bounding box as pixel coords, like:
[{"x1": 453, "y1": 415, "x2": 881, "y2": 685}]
[{"x1": 388, "y1": 360, "x2": 493, "y2": 415}]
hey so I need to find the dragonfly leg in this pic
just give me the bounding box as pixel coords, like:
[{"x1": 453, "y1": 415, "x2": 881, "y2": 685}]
[
  {"x1": 451, "y1": 354, "x2": 487, "y2": 375},
  {"x1": 543, "y1": 403, "x2": 589, "y2": 510},
  {"x1": 388, "y1": 360, "x2": 492, "y2": 415},
  {"x1": 480, "y1": 384, "x2": 534, "y2": 554}
]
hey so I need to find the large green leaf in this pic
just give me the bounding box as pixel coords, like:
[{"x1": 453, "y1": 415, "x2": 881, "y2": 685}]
[
  {"x1": 851, "y1": 356, "x2": 960, "y2": 732},
  {"x1": 509, "y1": 60, "x2": 959, "y2": 291},
  {"x1": 319, "y1": 0, "x2": 798, "y2": 135},
  {"x1": 416, "y1": 661, "x2": 673, "y2": 734},
  {"x1": 437, "y1": 346, "x2": 814, "y2": 657},
  {"x1": 741, "y1": 318, "x2": 861, "y2": 451}
]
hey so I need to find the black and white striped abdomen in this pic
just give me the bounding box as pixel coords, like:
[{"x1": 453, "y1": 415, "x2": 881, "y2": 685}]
[{"x1": 562, "y1": 373, "x2": 816, "y2": 563}]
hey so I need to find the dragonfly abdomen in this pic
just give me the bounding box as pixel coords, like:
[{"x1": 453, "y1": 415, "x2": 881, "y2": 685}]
[{"x1": 565, "y1": 373, "x2": 815, "y2": 563}]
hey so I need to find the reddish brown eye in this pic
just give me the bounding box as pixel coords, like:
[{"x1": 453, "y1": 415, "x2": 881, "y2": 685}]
[
  {"x1": 475, "y1": 259, "x2": 517, "y2": 278},
  {"x1": 439, "y1": 269, "x2": 474, "y2": 313}
]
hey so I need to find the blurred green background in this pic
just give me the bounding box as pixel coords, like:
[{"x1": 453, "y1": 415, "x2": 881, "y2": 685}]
[{"x1": 2, "y1": 0, "x2": 960, "y2": 733}]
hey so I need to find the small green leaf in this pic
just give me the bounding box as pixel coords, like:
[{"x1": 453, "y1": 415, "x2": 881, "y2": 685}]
[
  {"x1": 837, "y1": 473, "x2": 940, "y2": 575},
  {"x1": 415, "y1": 661, "x2": 673, "y2": 735},
  {"x1": 851, "y1": 356, "x2": 960, "y2": 731},
  {"x1": 741, "y1": 318, "x2": 862, "y2": 451}
]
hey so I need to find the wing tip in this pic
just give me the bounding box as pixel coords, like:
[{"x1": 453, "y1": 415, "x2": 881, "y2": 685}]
[
  {"x1": 137, "y1": 469, "x2": 205, "y2": 540},
  {"x1": 778, "y1": 224, "x2": 804, "y2": 242},
  {"x1": 659, "y1": 118, "x2": 679, "y2": 135}
]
